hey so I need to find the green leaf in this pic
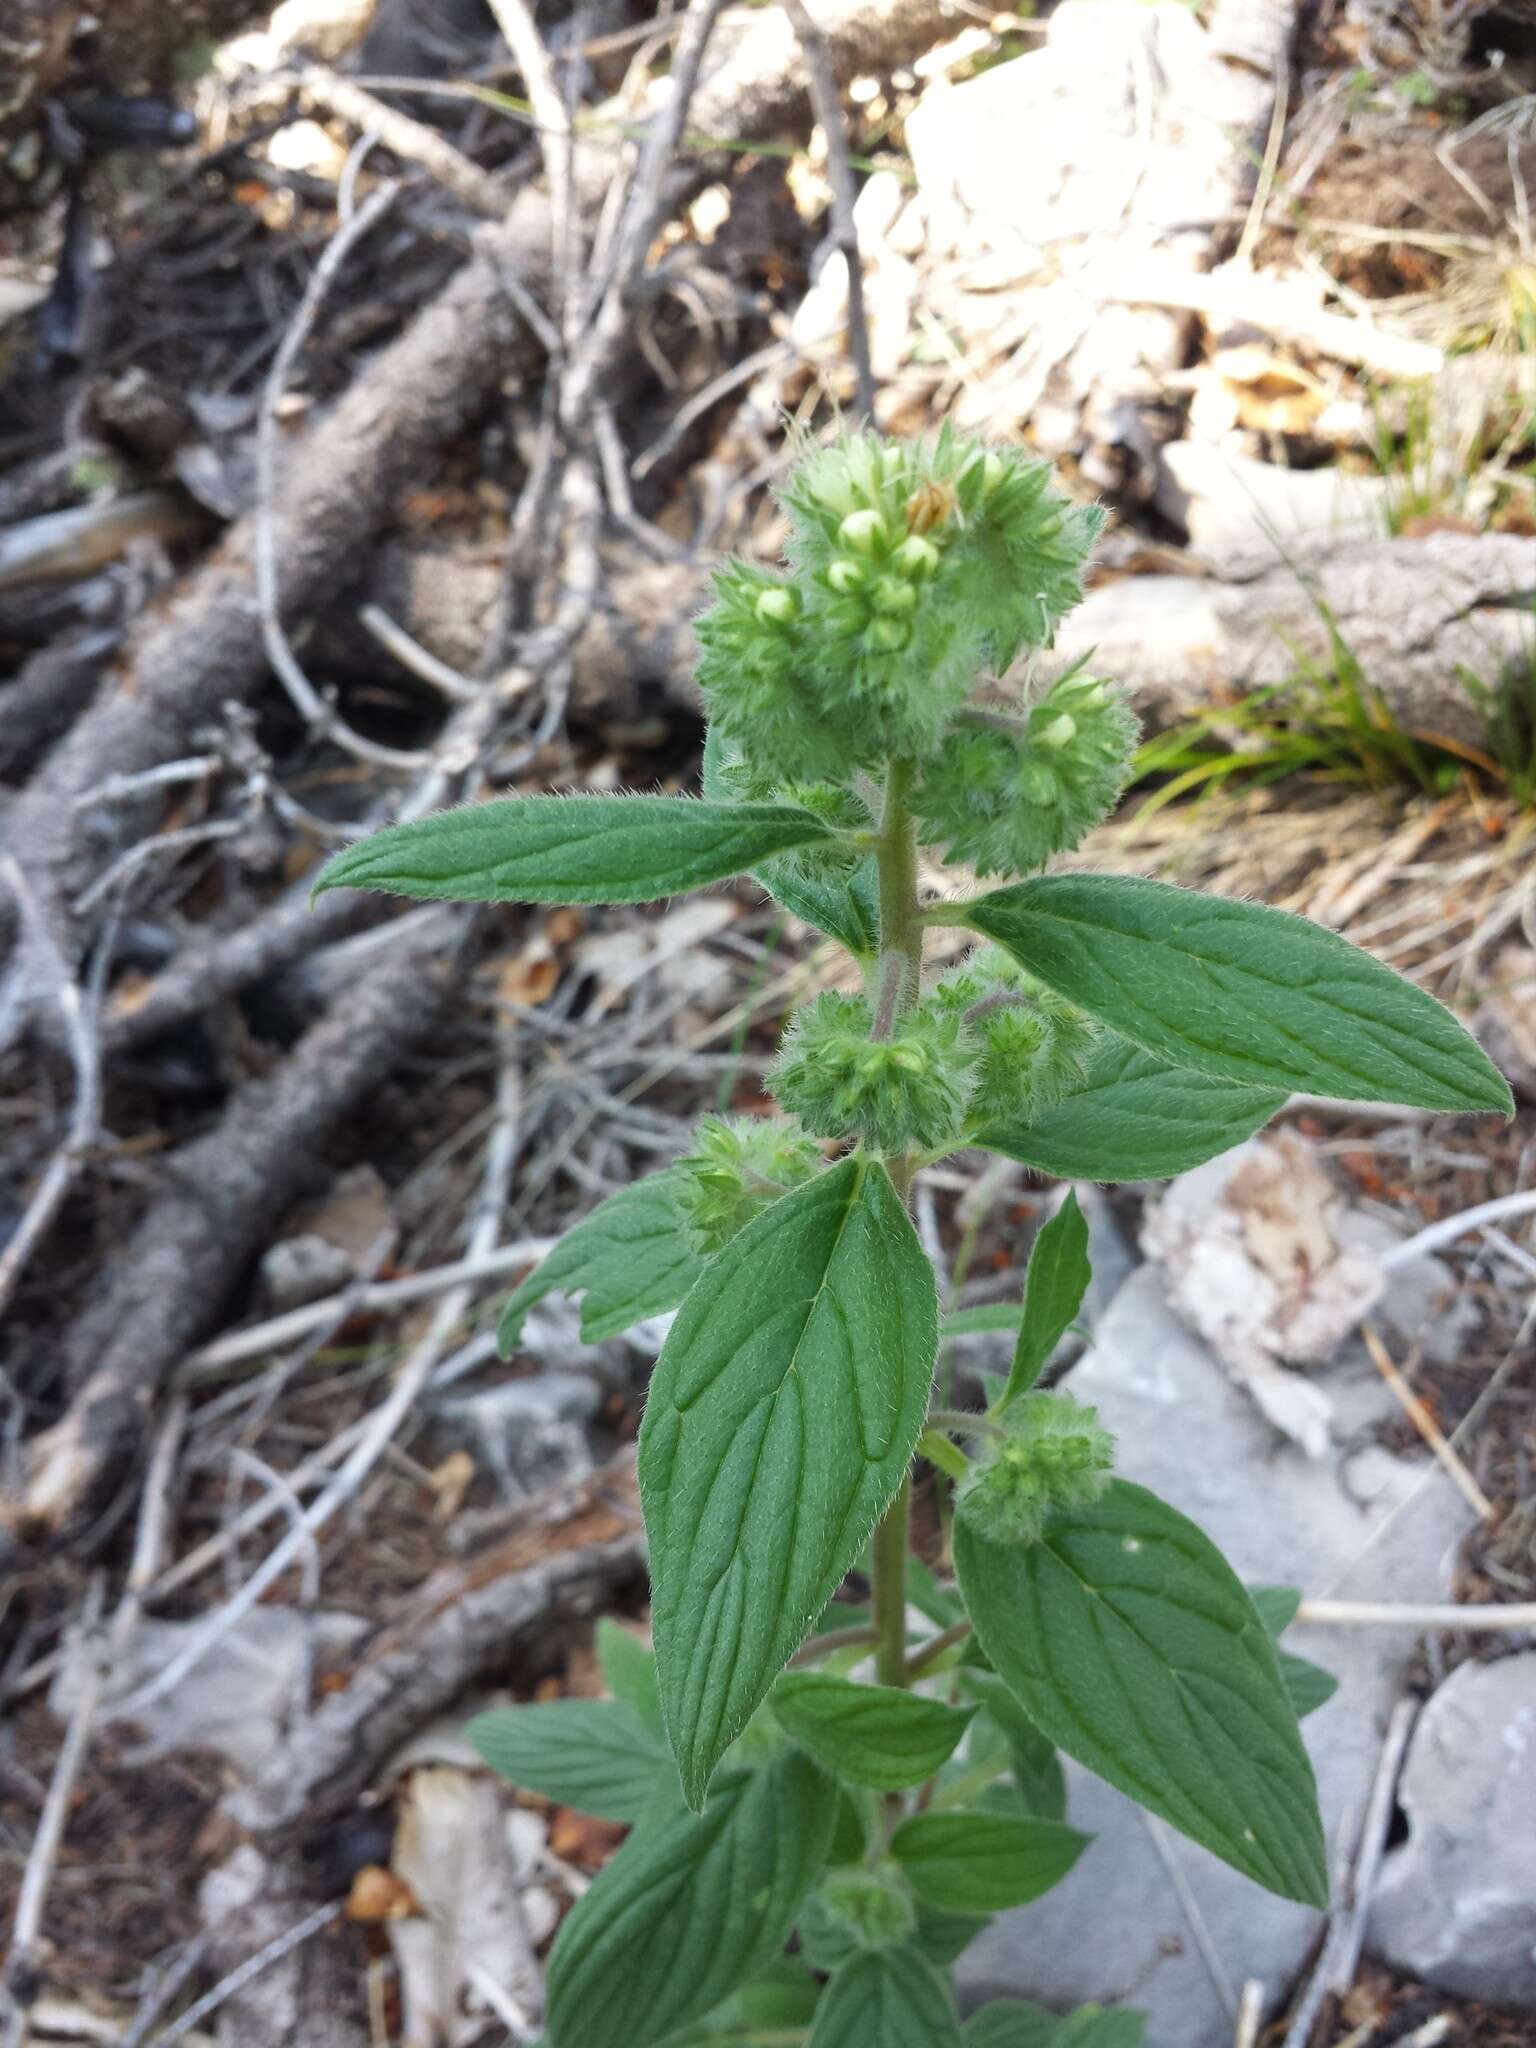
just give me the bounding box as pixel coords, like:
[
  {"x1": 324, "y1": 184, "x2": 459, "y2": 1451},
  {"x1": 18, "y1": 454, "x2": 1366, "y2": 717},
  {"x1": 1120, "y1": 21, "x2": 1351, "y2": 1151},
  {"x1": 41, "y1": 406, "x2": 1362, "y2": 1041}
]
[
  {"x1": 968, "y1": 875, "x2": 1512, "y2": 1114},
  {"x1": 890, "y1": 1811, "x2": 1089, "y2": 1912},
  {"x1": 545, "y1": 1753, "x2": 834, "y2": 2048},
  {"x1": 702, "y1": 723, "x2": 880, "y2": 957},
  {"x1": 595, "y1": 1618, "x2": 664, "y2": 1738},
  {"x1": 960, "y1": 1671, "x2": 1067, "y2": 1822},
  {"x1": 466, "y1": 1700, "x2": 668, "y2": 1822},
  {"x1": 1056, "y1": 2010, "x2": 1148, "y2": 2048},
  {"x1": 1246, "y1": 1586, "x2": 1337, "y2": 1719},
  {"x1": 942, "y1": 1303, "x2": 1026, "y2": 1339},
  {"x1": 1248, "y1": 1584, "x2": 1302, "y2": 1637},
  {"x1": 313, "y1": 794, "x2": 839, "y2": 907},
  {"x1": 639, "y1": 1157, "x2": 938, "y2": 1808},
  {"x1": 757, "y1": 851, "x2": 881, "y2": 959},
  {"x1": 671, "y1": 1958, "x2": 826, "y2": 2044},
  {"x1": 1278, "y1": 1649, "x2": 1339, "y2": 1720},
  {"x1": 772, "y1": 1673, "x2": 975, "y2": 1790},
  {"x1": 809, "y1": 1950, "x2": 963, "y2": 2048},
  {"x1": 915, "y1": 1905, "x2": 992, "y2": 1966},
  {"x1": 954, "y1": 1480, "x2": 1329, "y2": 1905},
  {"x1": 965, "y1": 2005, "x2": 1147, "y2": 2048},
  {"x1": 497, "y1": 1168, "x2": 704, "y2": 1354},
  {"x1": 964, "y1": 2000, "x2": 1063, "y2": 2048},
  {"x1": 1001, "y1": 1192, "x2": 1092, "y2": 1406},
  {"x1": 828, "y1": 1785, "x2": 872, "y2": 1865},
  {"x1": 977, "y1": 1035, "x2": 1287, "y2": 1182}
]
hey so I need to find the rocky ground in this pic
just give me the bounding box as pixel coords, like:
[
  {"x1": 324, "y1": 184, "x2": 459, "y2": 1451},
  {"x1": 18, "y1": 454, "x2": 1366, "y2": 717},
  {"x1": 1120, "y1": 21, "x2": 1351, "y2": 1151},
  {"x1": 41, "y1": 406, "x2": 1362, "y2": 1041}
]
[{"x1": 1, "y1": 0, "x2": 1534, "y2": 2043}]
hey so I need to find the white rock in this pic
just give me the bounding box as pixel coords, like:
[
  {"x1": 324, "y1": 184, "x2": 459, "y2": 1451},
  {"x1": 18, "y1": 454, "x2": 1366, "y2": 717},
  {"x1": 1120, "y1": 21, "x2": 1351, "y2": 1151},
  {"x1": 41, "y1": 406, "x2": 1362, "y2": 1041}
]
[
  {"x1": 1370, "y1": 1654, "x2": 1536, "y2": 2008},
  {"x1": 955, "y1": 1265, "x2": 1474, "y2": 2047},
  {"x1": 430, "y1": 1368, "x2": 600, "y2": 1499}
]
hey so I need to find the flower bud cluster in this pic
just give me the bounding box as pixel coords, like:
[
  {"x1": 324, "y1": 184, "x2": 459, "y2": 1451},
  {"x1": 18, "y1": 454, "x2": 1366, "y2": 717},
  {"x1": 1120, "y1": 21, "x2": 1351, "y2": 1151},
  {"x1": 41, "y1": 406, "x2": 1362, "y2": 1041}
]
[
  {"x1": 770, "y1": 991, "x2": 979, "y2": 1155},
  {"x1": 695, "y1": 430, "x2": 1102, "y2": 784},
  {"x1": 673, "y1": 1114, "x2": 825, "y2": 1256},
  {"x1": 912, "y1": 668, "x2": 1140, "y2": 877},
  {"x1": 933, "y1": 949, "x2": 1098, "y2": 1127},
  {"x1": 955, "y1": 1394, "x2": 1116, "y2": 1546},
  {"x1": 814, "y1": 1863, "x2": 916, "y2": 1952}
]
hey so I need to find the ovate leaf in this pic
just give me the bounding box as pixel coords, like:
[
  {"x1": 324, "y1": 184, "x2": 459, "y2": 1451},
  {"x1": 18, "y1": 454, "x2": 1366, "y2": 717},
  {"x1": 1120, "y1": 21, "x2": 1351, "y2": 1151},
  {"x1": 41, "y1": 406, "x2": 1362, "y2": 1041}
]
[
  {"x1": 965, "y1": 2006, "x2": 1146, "y2": 2048},
  {"x1": 955, "y1": 1480, "x2": 1329, "y2": 1905},
  {"x1": 1248, "y1": 1584, "x2": 1302, "y2": 1637},
  {"x1": 1247, "y1": 1585, "x2": 1337, "y2": 1719},
  {"x1": 467, "y1": 1699, "x2": 668, "y2": 1822},
  {"x1": 960, "y1": 1671, "x2": 1066, "y2": 1822},
  {"x1": 545, "y1": 1753, "x2": 834, "y2": 2048},
  {"x1": 640, "y1": 1157, "x2": 938, "y2": 1807},
  {"x1": 757, "y1": 851, "x2": 881, "y2": 958},
  {"x1": 890, "y1": 1811, "x2": 1088, "y2": 1912},
  {"x1": 809, "y1": 1949, "x2": 963, "y2": 2048},
  {"x1": 703, "y1": 723, "x2": 879, "y2": 956},
  {"x1": 1001, "y1": 1191, "x2": 1092, "y2": 1405},
  {"x1": 1055, "y1": 2010, "x2": 1148, "y2": 2048},
  {"x1": 772, "y1": 1672, "x2": 975, "y2": 1790},
  {"x1": 969, "y1": 875, "x2": 1512, "y2": 1114},
  {"x1": 595, "y1": 1618, "x2": 664, "y2": 1737},
  {"x1": 964, "y1": 2001, "x2": 1062, "y2": 2048},
  {"x1": 914, "y1": 1905, "x2": 992, "y2": 1967},
  {"x1": 497, "y1": 1168, "x2": 703, "y2": 1354},
  {"x1": 977, "y1": 1035, "x2": 1286, "y2": 1182},
  {"x1": 1278, "y1": 1649, "x2": 1339, "y2": 1720},
  {"x1": 314, "y1": 794, "x2": 839, "y2": 906}
]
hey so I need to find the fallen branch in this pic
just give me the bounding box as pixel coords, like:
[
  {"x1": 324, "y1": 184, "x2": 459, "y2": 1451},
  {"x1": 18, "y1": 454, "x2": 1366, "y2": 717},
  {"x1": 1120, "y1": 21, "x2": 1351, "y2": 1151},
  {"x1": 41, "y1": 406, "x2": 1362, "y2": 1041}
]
[
  {"x1": 2, "y1": 915, "x2": 473, "y2": 1554},
  {"x1": 230, "y1": 1457, "x2": 646, "y2": 1831}
]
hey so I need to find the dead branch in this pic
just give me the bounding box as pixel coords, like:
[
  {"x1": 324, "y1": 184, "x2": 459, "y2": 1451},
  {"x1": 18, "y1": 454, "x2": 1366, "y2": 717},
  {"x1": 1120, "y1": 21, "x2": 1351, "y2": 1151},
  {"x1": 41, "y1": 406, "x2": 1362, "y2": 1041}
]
[
  {"x1": 297, "y1": 65, "x2": 513, "y2": 219},
  {"x1": 229, "y1": 1458, "x2": 646, "y2": 1832},
  {"x1": 1, "y1": 913, "x2": 474, "y2": 1555},
  {"x1": 784, "y1": 0, "x2": 877, "y2": 424}
]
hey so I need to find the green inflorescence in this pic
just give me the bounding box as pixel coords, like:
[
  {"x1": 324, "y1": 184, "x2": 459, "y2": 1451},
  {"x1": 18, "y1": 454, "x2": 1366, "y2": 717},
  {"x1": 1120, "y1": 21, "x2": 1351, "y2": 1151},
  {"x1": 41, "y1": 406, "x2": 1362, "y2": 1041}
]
[
  {"x1": 912, "y1": 666, "x2": 1140, "y2": 877},
  {"x1": 673, "y1": 1114, "x2": 825, "y2": 1255},
  {"x1": 770, "y1": 990, "x2": 980, "y2": 1155},
  {"x1": 932, "y1": 948, "x2": 1099, "y2": 1128},
  {"x1": 955, "y1": 1393, "x2": 1116, "y2": 1545},
  {"x1": 695, "y1": 428, "x2": 1104, "y2": 786}
]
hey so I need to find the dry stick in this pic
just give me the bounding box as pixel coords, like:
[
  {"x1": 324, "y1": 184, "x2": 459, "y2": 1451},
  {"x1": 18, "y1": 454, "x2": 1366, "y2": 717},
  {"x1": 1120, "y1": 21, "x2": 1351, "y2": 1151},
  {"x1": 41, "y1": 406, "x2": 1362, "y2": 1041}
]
[
  {"x1": 0, "y1": 857, "x2": 103, "y2": 1322},
  {"x1": 2, "y1": 1579, "x2": 106, "y2": 2048},
  {"x1": 146, "y1": 1902, "x2": 341, "y2": 2048},
  {"x1": 298, "y1": 65, "x2": 512, "y2": 218},
  {"x1": 1234, "y1": 1981, "x2": 1265, "y2": 2048},
  {"x1": 5, "y1": 921, "x2": 469, "y2": 1551},
  {"x1": 1379, "y1": 1189, "x2": 1536, "y2": 1268},
  {"x1": 1359, "y1": 1322, "x2": 1495, "y2": 1522},
  {"x1": 785, "y1": 0, "x2": 877, "y2": 424},
  {"x1": 117, "y1": 1039, "x2": 522, "y2": 1715},
  {"x1": 1297, "y1": 1597, "x2": 1536, "y2": 1630},
  {"x1": 560, "y1": 0, "x2": 727, "y2": 435},
  {"x1": 255, "y1": 179, "x2": 429, "y2": 774},
  {"x1": 1281, "y1": 1697, "x2": 1418, "y2": 2048},
  {"x1": 2, "y1": 1407, "x2": 181, "y2": 2035},
  {"x1": 483, "y1": 0, "x2": 574, "y2": 315}
]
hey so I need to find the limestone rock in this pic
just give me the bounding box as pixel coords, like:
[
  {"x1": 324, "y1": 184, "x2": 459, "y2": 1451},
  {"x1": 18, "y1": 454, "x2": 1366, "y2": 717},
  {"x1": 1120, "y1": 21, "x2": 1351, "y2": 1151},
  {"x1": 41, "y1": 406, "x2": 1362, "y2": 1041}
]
[{"x1": 1370, "y1": 1655, "x2": 1536, "y2": 2008}]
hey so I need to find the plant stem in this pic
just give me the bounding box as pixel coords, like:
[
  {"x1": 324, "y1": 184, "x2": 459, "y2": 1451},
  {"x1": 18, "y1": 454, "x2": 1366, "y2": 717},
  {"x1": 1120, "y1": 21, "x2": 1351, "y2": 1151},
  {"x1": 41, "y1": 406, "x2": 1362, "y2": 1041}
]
[
  {"x1": 906, "y1": 1617, "x2": 974, "y2": 1682},
  {"x1": 872, "y1": 1477, "x2": 911, "y2": 1688},
  {"x1": 870, "y1": 758, "x2": 925, "y2": 1690}
]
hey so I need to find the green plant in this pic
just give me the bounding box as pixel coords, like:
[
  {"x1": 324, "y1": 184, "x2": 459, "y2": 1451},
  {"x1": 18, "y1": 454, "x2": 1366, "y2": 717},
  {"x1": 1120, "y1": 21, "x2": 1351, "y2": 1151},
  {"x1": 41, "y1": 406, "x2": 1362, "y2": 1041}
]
[{"x1": 315, "y1": 429, "x2": 1510, "y2": 2047}]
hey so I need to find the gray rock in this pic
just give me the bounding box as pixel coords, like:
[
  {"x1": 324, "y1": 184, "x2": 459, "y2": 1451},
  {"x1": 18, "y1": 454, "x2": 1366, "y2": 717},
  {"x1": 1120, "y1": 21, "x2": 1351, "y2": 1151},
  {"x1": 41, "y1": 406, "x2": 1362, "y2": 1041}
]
[
  {"x1": 956, "y1": 1265, "x2": 1473, "y2": 2047},
  {"x1": 52, "y1": 1609, "x2": 368, "y2": 1776},
  {"x1": 429, "y1": 1368, "x2": 600, "y2": 1498},
  {"x1": 1370, "y1": 1654, "x2": 1536, "y2": 2008}
]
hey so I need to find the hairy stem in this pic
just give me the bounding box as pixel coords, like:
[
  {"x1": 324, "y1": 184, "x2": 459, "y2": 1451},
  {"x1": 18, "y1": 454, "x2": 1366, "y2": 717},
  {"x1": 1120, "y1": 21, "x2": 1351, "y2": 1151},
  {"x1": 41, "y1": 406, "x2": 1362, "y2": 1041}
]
[{"x1": 871, "y1": 758, "x2": 925, "y2": 1689}]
